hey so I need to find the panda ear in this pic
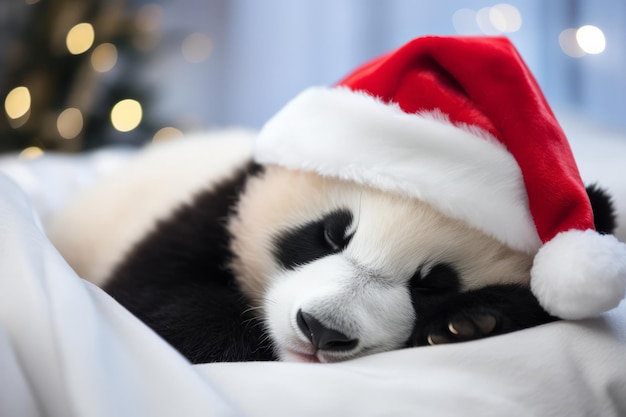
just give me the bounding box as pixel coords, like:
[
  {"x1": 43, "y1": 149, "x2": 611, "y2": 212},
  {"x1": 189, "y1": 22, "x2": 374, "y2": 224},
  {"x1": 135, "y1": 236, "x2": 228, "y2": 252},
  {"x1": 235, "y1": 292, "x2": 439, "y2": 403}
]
[{"x1": 586, "y1": 184, "x2": 617, "y2": 235}]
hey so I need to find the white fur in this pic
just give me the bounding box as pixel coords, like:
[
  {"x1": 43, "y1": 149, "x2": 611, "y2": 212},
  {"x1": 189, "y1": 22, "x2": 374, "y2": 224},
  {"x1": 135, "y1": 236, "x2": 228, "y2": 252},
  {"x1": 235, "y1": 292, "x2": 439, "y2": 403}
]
[
  {"x1": 47, "y1": 130, "x2": 256, "y2": 285},
  {"x1": 254, "y1": 87, "x2": 542, "y2": 254},
  {"x1": 50, "y1": 135, "x2": 534, "y2": 363},
  {"x1": 531, "y1": 229, "x2": 626, "y2": 319},
  {"x1": 230, "y1": 167, "x2": 533, "y2": 362},
  {"x1": 265, "y1": 256, "x2": 414, "y2": 363}
]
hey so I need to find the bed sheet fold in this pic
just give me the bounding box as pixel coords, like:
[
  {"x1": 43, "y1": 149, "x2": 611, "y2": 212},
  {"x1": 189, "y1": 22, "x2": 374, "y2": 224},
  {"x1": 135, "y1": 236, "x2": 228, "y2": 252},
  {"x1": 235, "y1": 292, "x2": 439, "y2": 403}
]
[{"x1": 0, "y1": 174, "x2": 240, "y2": 417}]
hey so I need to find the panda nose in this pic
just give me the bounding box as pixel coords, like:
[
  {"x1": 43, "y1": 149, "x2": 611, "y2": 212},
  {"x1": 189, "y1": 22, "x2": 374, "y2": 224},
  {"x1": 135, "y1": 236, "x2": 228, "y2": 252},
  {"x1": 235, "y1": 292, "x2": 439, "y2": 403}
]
[{"x1": 296, "y1": 309, "x2": 358, "y2": 351}]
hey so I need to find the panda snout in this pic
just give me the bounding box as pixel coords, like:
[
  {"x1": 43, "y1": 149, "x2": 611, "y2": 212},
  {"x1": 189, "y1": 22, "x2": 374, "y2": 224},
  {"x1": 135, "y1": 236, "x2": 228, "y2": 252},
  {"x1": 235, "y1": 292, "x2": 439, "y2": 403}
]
[{"x1": 296, "y1": 309, "x2": 358, "y2": 352}]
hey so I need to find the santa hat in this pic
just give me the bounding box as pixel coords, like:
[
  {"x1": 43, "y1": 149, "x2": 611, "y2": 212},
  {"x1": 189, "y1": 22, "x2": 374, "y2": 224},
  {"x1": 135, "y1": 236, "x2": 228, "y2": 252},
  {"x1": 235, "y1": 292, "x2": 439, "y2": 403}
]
[{"x1": 254, "y1": 36, "x2": 626, "y2": 320}]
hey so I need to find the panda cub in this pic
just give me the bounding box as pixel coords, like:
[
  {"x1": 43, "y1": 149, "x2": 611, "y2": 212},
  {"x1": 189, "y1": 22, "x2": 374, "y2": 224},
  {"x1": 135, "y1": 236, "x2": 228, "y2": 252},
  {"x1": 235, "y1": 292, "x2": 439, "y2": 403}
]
[{"x1": 48, "y1": 130, "x2": 616, "y2": 364}]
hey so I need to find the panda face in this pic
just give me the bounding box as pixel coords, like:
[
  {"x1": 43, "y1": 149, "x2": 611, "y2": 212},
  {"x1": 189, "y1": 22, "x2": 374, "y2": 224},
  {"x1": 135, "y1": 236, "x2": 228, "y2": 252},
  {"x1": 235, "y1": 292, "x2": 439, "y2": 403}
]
[{"x1": 229, "y1": 166, "x2": 532, "y2": 363}]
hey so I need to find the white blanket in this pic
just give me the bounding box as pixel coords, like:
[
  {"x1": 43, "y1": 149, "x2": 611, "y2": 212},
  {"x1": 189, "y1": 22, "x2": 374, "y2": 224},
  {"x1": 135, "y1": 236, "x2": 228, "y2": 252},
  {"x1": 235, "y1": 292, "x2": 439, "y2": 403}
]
[
  {"x1": 0, "y1": 175, "x2": 238, "y2": 417},
  {"x1": 1, "y1": 116, "x2": 626, "y2": 416}
]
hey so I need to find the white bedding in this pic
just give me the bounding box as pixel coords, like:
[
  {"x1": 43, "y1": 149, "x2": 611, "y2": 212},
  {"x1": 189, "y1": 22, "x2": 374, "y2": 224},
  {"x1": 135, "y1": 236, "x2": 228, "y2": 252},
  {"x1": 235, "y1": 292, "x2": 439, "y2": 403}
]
[{"x1": 1, "y1": 116, "x2": 626, "y2": 416}]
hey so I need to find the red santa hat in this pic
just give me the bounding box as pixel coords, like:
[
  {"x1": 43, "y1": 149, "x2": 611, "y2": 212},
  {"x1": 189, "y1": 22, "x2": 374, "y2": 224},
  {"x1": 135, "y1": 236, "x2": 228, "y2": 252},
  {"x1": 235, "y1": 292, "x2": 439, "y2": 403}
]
[{"x1": 254, "y1": 36, "x2": 626, "y2": 320}]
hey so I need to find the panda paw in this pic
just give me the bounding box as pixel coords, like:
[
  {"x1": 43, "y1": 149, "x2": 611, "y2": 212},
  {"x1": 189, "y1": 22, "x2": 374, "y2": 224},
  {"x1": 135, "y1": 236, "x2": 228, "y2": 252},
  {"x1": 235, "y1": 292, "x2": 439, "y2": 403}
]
[
  {"x1": 424, "y1": 310, "x2": 498, "y2": 345},
  {"x1": 410, "y1": 284, "x2": 557, "y2": 347}
]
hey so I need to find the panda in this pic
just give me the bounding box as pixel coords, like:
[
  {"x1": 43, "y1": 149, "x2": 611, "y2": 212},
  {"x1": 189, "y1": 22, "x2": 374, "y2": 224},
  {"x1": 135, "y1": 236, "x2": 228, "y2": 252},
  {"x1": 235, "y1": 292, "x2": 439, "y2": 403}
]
[{"x1": 47, "y1": 129, "x2": 617, "y2": 364}]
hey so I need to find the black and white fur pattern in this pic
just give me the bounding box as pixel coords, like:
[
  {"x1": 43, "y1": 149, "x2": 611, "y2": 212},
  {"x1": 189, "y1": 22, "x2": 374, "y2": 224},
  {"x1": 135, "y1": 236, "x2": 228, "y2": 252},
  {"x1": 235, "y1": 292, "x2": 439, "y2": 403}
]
[{"x1": 48, "y1": 131, "x2": 616, "y2": 363}]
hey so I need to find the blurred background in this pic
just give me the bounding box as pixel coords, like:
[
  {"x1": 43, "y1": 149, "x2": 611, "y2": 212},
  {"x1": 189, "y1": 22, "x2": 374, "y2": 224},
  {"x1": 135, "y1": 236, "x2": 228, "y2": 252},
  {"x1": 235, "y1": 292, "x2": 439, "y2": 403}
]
[{"x1": 1, "y1": 0, "x2": 625, "y2": 157}]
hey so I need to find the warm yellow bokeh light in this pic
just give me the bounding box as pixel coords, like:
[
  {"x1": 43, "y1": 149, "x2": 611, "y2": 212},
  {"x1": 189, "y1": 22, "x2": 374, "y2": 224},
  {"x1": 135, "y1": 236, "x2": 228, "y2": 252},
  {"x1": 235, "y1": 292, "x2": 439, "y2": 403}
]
[
  {"x1": 181, "y1": 33, "x2": 214, "y2": 63},
  {"x1": 19, "y1": 146, "x2": 44, "y2": 160},
  {"x1": 57, "y1": 108, "x2": 83, "y2": 139},
  {"x1": 91, "y1": 43, "x2": 118, "y2": 72},
  {"x1": 111, "y1": 99, "x2": 143, "y2": 132},
  {"x1": 66, "y1": 23, "x2": 95, "y2": 55},
  {"x1": 153, "y1": 126, "x2": 183, "y2": 142},
  {"x1": 5, "y1": 86, "x2": 31, "y2": 120}
]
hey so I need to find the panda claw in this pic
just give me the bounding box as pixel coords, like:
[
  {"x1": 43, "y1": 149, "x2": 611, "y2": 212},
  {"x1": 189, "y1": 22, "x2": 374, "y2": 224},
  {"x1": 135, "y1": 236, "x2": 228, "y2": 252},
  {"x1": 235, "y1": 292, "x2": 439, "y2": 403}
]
[
  {"x1": 413, "y1": 285, "x2": 557, "y2": 349},
  {"x1": 424, "y1": 313, "x2": 499, "y2": 347},
  {"x1": 447, "y1": 319, "x2": 475, "y2": 338},
  {"x1": 427, "y1": 333, "x2": 451, "y2": 345}
]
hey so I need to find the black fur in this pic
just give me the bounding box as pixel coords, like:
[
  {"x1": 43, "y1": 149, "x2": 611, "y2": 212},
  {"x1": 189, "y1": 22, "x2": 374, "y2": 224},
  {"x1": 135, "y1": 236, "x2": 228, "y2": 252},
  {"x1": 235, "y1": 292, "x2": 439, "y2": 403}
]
[
  {"x1": 586, "y1": 184, "x2": 616, "y2": 234},
  {"x1": 104, "y1": 161, "x2": 276, "y2": 363},
  {"x1": 105, "y1": 176, "x2": 618, "y2": 361},
  {"x1": 407, "y1": 264, "x2": 551, "y2": 345},
  {"x1": 274, "y1": 209, "x2": 353, "y2": 270},
  {"x1": 410, "y1": 284, "x2": 557, "y2": 346},
  {"x1": 409, "y1": 184, "x2": 618, "y2": 347}
]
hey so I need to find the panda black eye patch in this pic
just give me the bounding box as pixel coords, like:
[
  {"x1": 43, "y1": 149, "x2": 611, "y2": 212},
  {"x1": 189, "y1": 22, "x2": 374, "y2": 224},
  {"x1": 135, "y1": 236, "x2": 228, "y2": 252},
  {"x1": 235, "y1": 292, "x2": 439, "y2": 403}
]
[{"x1": 273, "y1": 209, "x2": 354, "y2": 270}]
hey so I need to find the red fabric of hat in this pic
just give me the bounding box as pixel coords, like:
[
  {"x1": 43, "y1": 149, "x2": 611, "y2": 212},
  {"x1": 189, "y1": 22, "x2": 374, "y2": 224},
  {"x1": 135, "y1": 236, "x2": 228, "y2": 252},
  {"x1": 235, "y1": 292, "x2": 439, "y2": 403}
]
[
  {"x1": 255, "y1": 36, "x2": 626, "y2": 319},
  {"x1": 338, "y1": 36, "x2": 592, "y2": 245}
]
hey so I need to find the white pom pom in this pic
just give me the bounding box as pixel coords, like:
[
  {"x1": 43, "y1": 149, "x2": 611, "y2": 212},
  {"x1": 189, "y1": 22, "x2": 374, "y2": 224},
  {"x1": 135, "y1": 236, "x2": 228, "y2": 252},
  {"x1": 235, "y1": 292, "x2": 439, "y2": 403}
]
[{"x1": 530, "y1": 229, "x2": 626, "y2": 319}]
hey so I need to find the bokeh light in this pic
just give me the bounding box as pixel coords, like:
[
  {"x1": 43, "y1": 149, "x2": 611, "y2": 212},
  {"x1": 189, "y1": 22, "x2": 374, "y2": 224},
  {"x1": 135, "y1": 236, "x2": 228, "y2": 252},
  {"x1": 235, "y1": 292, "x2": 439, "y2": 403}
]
[
  {"x1": 576, "y1": 25, "x2": 606, "y2": 54},
  {"x1": 476, "y1": 7, "x2": 499, "y2": 35},
  {"x1": 57, "y1": 108, "x2": 83, "y2": 139},
  {"x1": 559, "y1": 28, "x2": 586, "y2": 58},
  {"x1": 66, "y1": 23, "x2": 95, "y2": 55},
  {"x1": 452, "y1": 9, "x2": 478, "y2": 35},
  {"x1": 489, "y1": 4, "x2": 522, "y2": 33},
  {"x1": 181, "y1": 33, "x2": 214, "y2": 63},
  {"x1": 111, "y1": 99, "x2": 143, "y2": 132},
  {"x1": 19, "y1": 146, "x2": 44, "y2": 160},
  {"x1": 91, "y1": 43, "x2": 118, "y2": 72},
  {"x1": 559, "y1": 25, "x2": 606, "y2": 57},
  {"x1": 4, "y1": 86, "x2": 31, "y2": 120},
  {"x1": 453, "y1": 4, "x2": 521, "y2": 35},
  {"x1": 153, "y1": 126, "x2": 184, "y2": 142}
]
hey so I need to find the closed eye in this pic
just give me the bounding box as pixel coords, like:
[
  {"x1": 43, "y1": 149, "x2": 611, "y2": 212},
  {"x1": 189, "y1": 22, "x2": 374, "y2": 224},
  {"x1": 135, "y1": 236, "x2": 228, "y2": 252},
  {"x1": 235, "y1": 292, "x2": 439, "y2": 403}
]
[
  {"x1": 323, "y1": 210, "x2": 354, "y2": 251},
  {"x1": 273, "y1": 209, "x2": 354, "y2": 270}
]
